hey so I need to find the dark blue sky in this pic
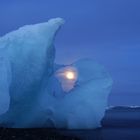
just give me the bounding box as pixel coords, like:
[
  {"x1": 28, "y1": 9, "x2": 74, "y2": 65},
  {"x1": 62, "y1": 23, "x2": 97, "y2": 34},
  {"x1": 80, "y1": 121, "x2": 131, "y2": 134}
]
[{"x1": 0, "y1": 0, "x2": 140, "y2": 106}]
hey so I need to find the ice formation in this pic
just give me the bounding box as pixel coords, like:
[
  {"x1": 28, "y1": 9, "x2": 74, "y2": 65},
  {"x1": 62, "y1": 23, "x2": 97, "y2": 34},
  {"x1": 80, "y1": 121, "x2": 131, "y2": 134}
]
[
  {"x1": 0, "y1": 18, "x2": 113, "y2": 129},
  {"x1": 0, "y1": 53, "x2": 11, "y2": 115}
]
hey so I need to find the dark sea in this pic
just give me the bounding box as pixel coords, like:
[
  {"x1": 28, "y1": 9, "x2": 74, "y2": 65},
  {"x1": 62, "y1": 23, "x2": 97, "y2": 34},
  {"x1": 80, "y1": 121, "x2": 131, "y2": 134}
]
[{"x1": 0, "y1": 107, "x2": 140, "y2": 140}]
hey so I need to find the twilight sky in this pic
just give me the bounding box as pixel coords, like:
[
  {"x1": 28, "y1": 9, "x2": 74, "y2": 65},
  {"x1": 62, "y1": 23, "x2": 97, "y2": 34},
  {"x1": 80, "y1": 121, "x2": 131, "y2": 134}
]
[{"x1": 0, "y1": 0, "x2": 140, "y2": 106}]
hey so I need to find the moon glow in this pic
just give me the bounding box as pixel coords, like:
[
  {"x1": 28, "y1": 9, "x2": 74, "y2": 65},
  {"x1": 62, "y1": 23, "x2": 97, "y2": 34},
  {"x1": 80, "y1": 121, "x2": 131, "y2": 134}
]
[{"x1": 55, "y1": 66, "x2": 78, "y2": 92}]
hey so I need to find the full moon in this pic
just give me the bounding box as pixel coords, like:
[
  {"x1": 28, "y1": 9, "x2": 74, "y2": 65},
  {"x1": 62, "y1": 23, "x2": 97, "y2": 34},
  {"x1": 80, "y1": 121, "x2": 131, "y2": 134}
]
[
  {"x1": 55, "y1": 66, "x2": 78, "y2": 92},
  {"x1": 65, "y1": 71, "x2": 75, "y2": 80}
]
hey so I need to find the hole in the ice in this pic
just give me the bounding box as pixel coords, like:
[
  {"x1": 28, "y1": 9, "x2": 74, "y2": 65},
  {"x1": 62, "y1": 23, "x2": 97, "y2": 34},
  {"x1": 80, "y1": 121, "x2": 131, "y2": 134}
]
[{"x1": 55, "y1": 66, "x2": 78, "y2": 92}]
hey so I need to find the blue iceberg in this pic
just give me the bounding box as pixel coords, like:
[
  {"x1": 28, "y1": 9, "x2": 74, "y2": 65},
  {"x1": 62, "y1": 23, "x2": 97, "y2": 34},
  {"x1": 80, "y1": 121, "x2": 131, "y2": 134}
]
[{"x1": 0, "y1": 18, "x2": 113, "y2": 129}]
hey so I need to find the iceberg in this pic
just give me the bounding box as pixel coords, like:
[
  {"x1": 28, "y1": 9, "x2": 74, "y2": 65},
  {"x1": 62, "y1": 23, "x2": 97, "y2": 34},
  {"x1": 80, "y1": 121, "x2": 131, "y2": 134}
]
[
  {"x1": 0, "y1": 18, "x2": 113, "y2": 129},
  {"x1": 0, "y1": 52, "x2": 11, "y2": 115}
]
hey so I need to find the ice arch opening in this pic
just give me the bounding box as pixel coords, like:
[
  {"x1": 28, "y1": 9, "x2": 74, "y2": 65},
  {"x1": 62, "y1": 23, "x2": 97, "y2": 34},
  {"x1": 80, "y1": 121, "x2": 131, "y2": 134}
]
[{"x1": 55, "y1": 66, "x2": 78, "y2": 92}]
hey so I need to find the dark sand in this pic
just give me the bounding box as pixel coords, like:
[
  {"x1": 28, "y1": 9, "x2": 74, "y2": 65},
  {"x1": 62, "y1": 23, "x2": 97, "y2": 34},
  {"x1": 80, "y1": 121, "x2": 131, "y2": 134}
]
[{"x1": 0, "y1": 107, "x2": 140, "y2": 140}]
